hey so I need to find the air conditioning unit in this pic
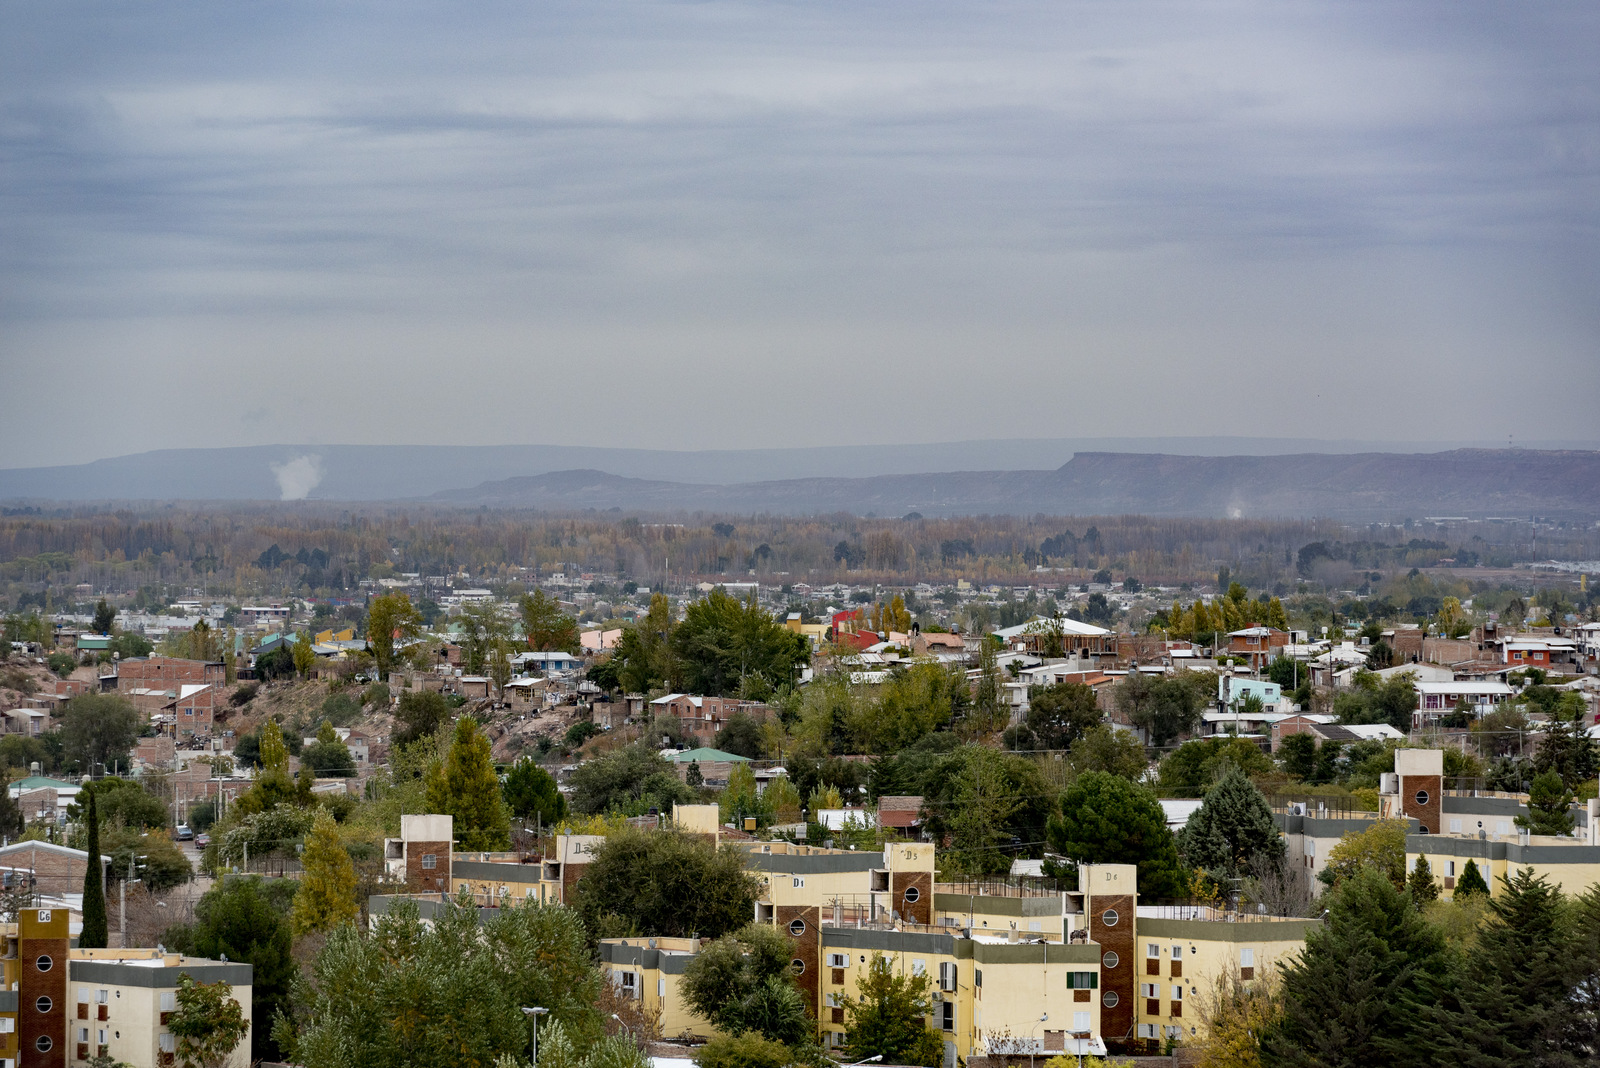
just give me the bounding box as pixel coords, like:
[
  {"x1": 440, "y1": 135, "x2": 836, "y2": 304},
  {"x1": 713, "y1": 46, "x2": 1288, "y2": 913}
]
[
  {"x1": 931, "y1": 991, "x2": 944, "y2": 1003},
  {"x1": 1379, "y1": 773, "x2": 1400, "y2": 795}
]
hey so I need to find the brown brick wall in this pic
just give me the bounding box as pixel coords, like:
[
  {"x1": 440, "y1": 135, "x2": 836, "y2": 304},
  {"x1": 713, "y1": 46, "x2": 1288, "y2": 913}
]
[
  {"x1": 1402, "y1": 774, "x2": 1442, "y2": 834},
  {"x1": 20, "y1": 909, "x2": 68, "y2": 1068},
  {"x1": 891, "y1": 870, "x2": 933, "y2": 926},
  {"x1": 405, "y1": 841, "x2": 452, "y2": 893},
  {"x1": 0, "y1": 845, "x2": 89, "y2": 896},
  {"x1": 1088, "y1": 893, "x2": 1135, "y2": 1041},
  {"x1": 777, "y1": 904, "x2": 822, "y2": 1017},
  {"x1": 117, "y1": 657, "x2": 225, "y2": 688}
]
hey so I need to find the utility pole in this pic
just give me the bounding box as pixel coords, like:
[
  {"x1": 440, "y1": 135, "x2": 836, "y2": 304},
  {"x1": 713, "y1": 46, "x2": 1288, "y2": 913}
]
[{"x1": 119, "y1": 854, "x2": 144, "y2": 948}]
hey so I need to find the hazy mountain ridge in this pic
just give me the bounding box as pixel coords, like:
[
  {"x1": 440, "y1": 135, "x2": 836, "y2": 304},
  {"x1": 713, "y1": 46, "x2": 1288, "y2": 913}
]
[{"x1": 433, "y1": 449, "x2": 1600, "y2": 520}]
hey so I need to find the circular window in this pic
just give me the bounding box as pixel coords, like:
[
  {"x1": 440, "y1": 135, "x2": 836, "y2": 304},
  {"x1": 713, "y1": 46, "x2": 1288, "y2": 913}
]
[
  {"x1": 788, "y1": 918, "x2": 807, "y2": 937},
  {"x1": 904, "y1": 886, "x2": 921, "y2": 903},
  {"x1": 1102, "y1": 909, "x2": 1119, "y2": 927},
  {"x1": 790, "y1": 958, "x2": 806, "y2": 975},
  {"x1": 1103, "y1": 951, "x2": 1119, "y2": 969},
  {"x1": 1103, "y1": 991, "x2": 1119, "y2": 1008},
  {"x1": 36, "y1": 1036, "x2": 53, "y2": 1053},
  {"x1": 35, "y1": 996, "x2": 51, "y2": 1013},
  {"x1": 35, "y1": 954, "x2": 52, "y2": 972},
  {"x1": 1415, "y1": 790, "x2": 1430, "y2": 807}
]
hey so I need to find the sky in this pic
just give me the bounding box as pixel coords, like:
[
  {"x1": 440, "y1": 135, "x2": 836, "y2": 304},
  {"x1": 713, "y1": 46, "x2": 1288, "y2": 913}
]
[{"x1": 1, "y1": 0, "x2": 1596, "y2": 468}]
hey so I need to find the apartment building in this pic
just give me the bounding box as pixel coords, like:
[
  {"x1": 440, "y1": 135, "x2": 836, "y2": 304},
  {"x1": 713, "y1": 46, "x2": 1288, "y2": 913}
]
[{"x1": 0, "y1": 909, "x2": 252, "y2": 1068}]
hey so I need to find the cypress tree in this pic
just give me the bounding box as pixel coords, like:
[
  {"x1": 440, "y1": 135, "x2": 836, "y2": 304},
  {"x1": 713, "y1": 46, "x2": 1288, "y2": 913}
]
[
  {"x1": 1455, "y1": 858, "x2": 1489, "y2": 898},
  {"x1": 1263, "y1": 866, "x2": 1445, "y2": 1068},
  {"x1": 1414, "y1": 867, "x2": 1571, "y2": 1065},
  {"x1": 80, "y1": 791, "x2": 108, "y2": 948},
  {"x1": 1407, "y1": 855, "x2": 1440, "y2": 906},
  {"x1": 1178, "y1": 767, "x2": 1286, "y2": 881}
]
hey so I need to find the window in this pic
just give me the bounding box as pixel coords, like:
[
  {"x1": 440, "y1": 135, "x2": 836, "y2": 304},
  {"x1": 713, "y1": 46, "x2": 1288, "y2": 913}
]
[
  {"x1": 78, "y1": 1028, "x2": 88, "y2": 1043},
  {"x1": 1306, "y1": 840, "x2": 1315, "y2": 857},
  {"x1": 35, "y1": 997, "x2": 51, "y2": 1014},
  {"x1": 1075, "y1": 1011, "x2": 1092, "y2": 1032},
  {"x1": 791, "y1": 958, "x2": 806, "y2": 975},
  {"x1": 1165, "y1": 1026, "x2": 1183, "y2": 1040},
  {"x1": 0, "y1": 1019, "x2": 12, "y2": 1033},
  {"x1": 1065, "y1": 972, "x2": 1098, "y2": 989},
  {"x1": 1101, "y1": 909, "x2": 1118, "y2": 926},
  {"x1": 1171, "y1": 985, "x2": 1183, "y2": 1001},
  {"x1": 1028, "y1": 922, "x2": 1041, "y2": 932},
  {"x1": 159, "y1": 1034, "x2": 175, "y2": 1053},
  {"x1": 827, "y1": 953, "x2": 848, "y2": 968},
  {"x1": 659, "y1": 979, "x2": 666, "y2": 998},
  {"x1": 35, "y1": 1037, "x2": 52, "y2": 1053},
  {"x1": 98, "y1": 1029, "x2": 106, "y2": 1045},
  {"x1": 1171, "y1": 946, "x2": 1183, "y2": 960},
  {"x1": 941, "y1": 1001, "x2": 955, "y2": 1031},
  {"x1": 904, "y1": 886, "x2": 920, "y2": 903},
  {"x1": 1140, "y1": 984, "x2": 1159, "y2": 998},
  {"x1": 160, "y1": 993, "x2": 176, "y2": 1012},
  {"x1": 1137, "y1": 1023, "x2": 1157, "y2": 1039},
  {"x1": 1447, "y1": 861, "x2": 1456, "y2": 877},
  {"x1": 421, "y1": 854, "x2": 437, "y2": 869},
  {"x1": 1240, "y1": 949, "x2": 1255, "y2": 968},
  {"x1": 34, "y1": 955, "x2": 51, "y2": 972},
  {"x1": 1415, "y1": 790, "x2": 1430, "y2": 807},
  {"x1": 912, "y1": 960, "x2": 926, "y2": 977},
  {"x1": 1147, "y1": 944, "x2": 1160, "y2": 958},
  {"x1": 1103, "y1": 951, "x2": 1119, "y2": 969},
  {"x1": 96, "y1": 990, "x2": 108, "y2": 1005},
  {"x1": 1449, "y1": 819, "x2": 1463, "y2": 833},
  {"x1": 939, "y1": 962, "x2": 957, "y2": 992},
  {"x1": 1497, "y1": 821, "x2": 1511, "y2": 835},
  {"x1": 1103, "y1": 991, "x2": 1119, "y2": 1007},
  {"x1": 788, "y1": 919, "x2": 807, "y2": 936}
]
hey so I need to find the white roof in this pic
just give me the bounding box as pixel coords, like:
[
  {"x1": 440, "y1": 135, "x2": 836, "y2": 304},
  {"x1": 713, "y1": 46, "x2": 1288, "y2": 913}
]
[
  {"x1": 177, "y1": 684, "x2": 211, "y2": 699},
  {"x1": 1416, "y1": 681, "x2": 1514, "y2": 695},
  {"x1": 1229, "y1": 627, "x2": 1276, "y2": 637},
  {"x1": 1343, "y1": 724, "x2": 1405, "y2": 741},
  {"x1": 1159, "y1": 799, "x2": 1204, "y2": 829},
  {"x1": 992, "y1": 616, "x2": 1110, "y2": 640},
  {"x1": 651, "y1": 693, "x2": 702, "y2": 707}
]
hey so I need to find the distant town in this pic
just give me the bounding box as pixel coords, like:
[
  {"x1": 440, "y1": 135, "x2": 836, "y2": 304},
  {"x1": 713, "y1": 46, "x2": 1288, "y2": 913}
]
[{"x1": 1, "y1": 502, "x2": 1599, "y2": 1067}]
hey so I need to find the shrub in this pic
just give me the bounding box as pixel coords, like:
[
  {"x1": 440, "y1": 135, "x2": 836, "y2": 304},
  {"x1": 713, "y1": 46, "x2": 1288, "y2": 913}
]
[{"x1": 229, "y1": 683, "x2": 259, "y2": 706}]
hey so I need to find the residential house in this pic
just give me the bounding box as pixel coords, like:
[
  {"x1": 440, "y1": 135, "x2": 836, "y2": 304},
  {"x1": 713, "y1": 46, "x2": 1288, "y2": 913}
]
[
  {"x1": 650, "y1": 694, "x2": 771, "y2": 746},
  {"x1": 1225, "y1": 628, "x2": 1290, "y2": 670}
]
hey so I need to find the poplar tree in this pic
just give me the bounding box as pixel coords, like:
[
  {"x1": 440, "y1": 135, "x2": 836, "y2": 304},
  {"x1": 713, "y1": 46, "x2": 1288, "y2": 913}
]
[
  {"x1": 80, "y1": 791, "x2": 108, "y2": 948},
  {"x1": 426, "y1": 716, "x2": 511, "y2": 850},
  {"x1": 292, "y1": 809, "x2": 358, "y2": 935}
]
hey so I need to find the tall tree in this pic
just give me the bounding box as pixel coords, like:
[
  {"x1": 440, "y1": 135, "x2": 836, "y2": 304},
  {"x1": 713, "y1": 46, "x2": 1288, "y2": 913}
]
[
  {"x1": 1263, "y1": 866, "x2": 1446, "y2": 1068},
  {"x1": 60, "y1": 693, "x2": 140, "y2": 774},
  {"x1": 680, "y1": 923, "x2": 809, "y2": 1044},
  {"x1": 292, "y1": 629, "x2": 316, "y2": 678},
  {"x1": 1020, "y1": 681, "x2": 1103, "y2": 751},
  {"x1": 92, "y1": 598, "x2": 116, "y2": 636},
  {"x1": 292, "y1": 809, "x2": 358, "y2": 936},
  {"x1": 1517, "y1": 770, "x2": 1575, "y2": 836},
  {"x1": 1455, "y1": 858, "x2": 1490, "y2": 898},
  {"x1": 426, "y1": 716, "x2": 511, "y2": 850},
  {"x1": 393, "y1": 691, "x2": 453, "y2": 747},
  {"x1": 573, "y1": 828, "x2": 760, "y2": 942},
  {"x1": 520, "y1": 590, "x2": 580, "y2": 653},
  {"x1": 1178, "y1": 768, "x2": 1285, "y2": 882},
  {"x1": 841, "y1": 954, "x2": 945, "y2": 1068},
  {"x1": 1048, "y1": 771, "x2": 1187, "y2": 898},
  {"x1": 670, "y1": 588, "x2": 809, "y2": 699},
  {"x1": 503, "y1": 758, "x2": 567, "y2": 825},
  {"x1": 188, "y1": 876, "x2": 296, "y2": 1062},
  {"x1": 1415, "y1": 868, "x2": 1572, "y2": 1066},
  {"x1": 80, "y1": 791, "x2": 107, "y2": 949},
  {"x1": 366, "y1": 592, "x2": 423, "y2": 680},
  {"x1": 1407, "y1": 855, "x2": 1440, "y2": 906},
  {"x1": 612, "y1": 593, "x2": 679, "y2": 694}
]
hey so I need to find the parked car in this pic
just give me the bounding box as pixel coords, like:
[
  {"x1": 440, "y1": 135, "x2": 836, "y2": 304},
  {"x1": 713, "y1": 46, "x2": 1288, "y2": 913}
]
[
  {"x1": 174, "y1": 824, "x2": 194, "y2": 841},
  {"x1": 194, "y1": 833, "x2": 211, "y2": 849}
]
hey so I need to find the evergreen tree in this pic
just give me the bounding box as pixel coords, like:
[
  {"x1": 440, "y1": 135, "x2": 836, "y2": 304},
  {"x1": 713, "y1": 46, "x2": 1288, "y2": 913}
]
[
  {"x1": 1455, "y1": 858, "x2": 1489, "y2": 898},
  {"x1": 1407, "y1": 855, "x2": 1440, "y2": 906},
  {"x1": 1414, "y1": 868, "x2": 1571, "y2": 1066},
  {"x1": 1565, "y1": 882, "x2": 1600, "y2": 1056},
  {"x1": 426, "y1": 716, "x2": 512, "y2": 851},
  {"x1": 503, "y1": 758, "x2": 567, "y2": 825},
  {"x1": 1048, "y1": 771, "x2": 1188, "y2": 898},
  {"x1": 79, "y1": 791, "x2": 107, "y2": 949},
  {"x1": 291, "y1": 809, "x2": 358, "y2": 935},
  {"x1": 1517, "y1": 770, "x2": 1575, "y2": 836},
  {"x1": 189, "y1": 876, "x2": 295, "y2": 1061},
  {"x1": 1178, "y1": 767, "x2": 1286, "y2": 881},
  {"x1": 1262, "y1": 866, "x2": 1445, "y2": 1068}
]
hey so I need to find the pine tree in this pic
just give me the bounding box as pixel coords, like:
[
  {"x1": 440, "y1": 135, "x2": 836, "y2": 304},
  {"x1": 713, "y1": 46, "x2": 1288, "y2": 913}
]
[
  {"x1": 1178, "y1": 768, "x2": 1285, "y2": 881},
  {"x1": 1267, "y1": 597, "x2": 1289, "y2": 631},
  {"x1": 1263, "y1": 866, "x2": 1445, "y2": 1068},
  {"x1": 1414, "y1": 868, "x2": 1572, "y2": 1066},
  {"x1": 79, "y1": 791, "x2": 107, "y2": 948},
  {"x1": 426, "y1": 716, "x2": 512, "y2": 851},
  {"x1": 1455, "y1": 858, "x2": 1489, "y2": 898},
  {"x1": 292, "y1": 809, "x2": 358, "y2": 936},
  {"x1": 1407, "y1": 855, "x2": 1439, "y2": 905},
  {"x1": 1517, "y1": 770, "x2": 1575, "y2": 836}
]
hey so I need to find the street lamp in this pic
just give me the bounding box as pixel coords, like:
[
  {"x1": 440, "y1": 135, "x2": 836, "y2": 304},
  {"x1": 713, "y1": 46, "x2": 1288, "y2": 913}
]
[
  {"x1": 846, "y1": 1057, "x2": 883, "y2": 1066},
  {"x1": 521, "y1": 1006, "x2": 550, "y2": 1067}
]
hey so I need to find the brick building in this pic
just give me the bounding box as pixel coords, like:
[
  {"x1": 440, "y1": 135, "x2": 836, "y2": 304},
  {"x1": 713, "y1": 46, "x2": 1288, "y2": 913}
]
[
  {"x1": 0, "y1": 841, "x2": 100, "y2": 896},
  {"x1": 649, "y1": 694, "x2": 771, "y2": 745}
]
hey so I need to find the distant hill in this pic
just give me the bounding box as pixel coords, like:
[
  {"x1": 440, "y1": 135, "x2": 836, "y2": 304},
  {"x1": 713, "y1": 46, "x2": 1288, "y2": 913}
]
[
  {"x1": 3, "y1": 437, "x2": 1594, "y2": 503},
  {"x1": 432, "y1": 450, "x2": 1600, "y2": 521}
]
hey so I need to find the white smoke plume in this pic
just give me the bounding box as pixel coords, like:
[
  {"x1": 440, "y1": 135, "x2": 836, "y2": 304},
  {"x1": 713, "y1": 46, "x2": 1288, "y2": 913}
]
[{"x1": 270, "y1": 454, "x2": 324, "y2": 500}]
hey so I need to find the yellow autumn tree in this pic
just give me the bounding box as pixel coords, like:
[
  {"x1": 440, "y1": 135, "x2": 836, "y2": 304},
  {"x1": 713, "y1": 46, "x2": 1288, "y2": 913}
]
[
  {"x1": 1195, "y1": 970, "x2": 1279, "y2": 1068},
  {"x1": 1267, "y1": 596, "x2": 1289, "y2": 631},
  {"x1": 292, "y1": 808, "x2": 358, "y2": 935}
]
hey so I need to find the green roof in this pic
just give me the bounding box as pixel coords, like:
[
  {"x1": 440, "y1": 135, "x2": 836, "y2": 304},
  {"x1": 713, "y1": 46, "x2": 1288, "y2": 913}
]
[
  {"x1": 7, "y1": 776, "x2": 81, "y2": 792},
  {"x1": 669, "y1": 747, "x2": 752, "y2": 763}
]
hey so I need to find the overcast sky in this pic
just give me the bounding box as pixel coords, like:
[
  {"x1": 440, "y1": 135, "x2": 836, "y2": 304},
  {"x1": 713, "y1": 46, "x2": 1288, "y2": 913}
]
[{"x1": 2, "y1": 1, "x2": 1596, "y2": 468}]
